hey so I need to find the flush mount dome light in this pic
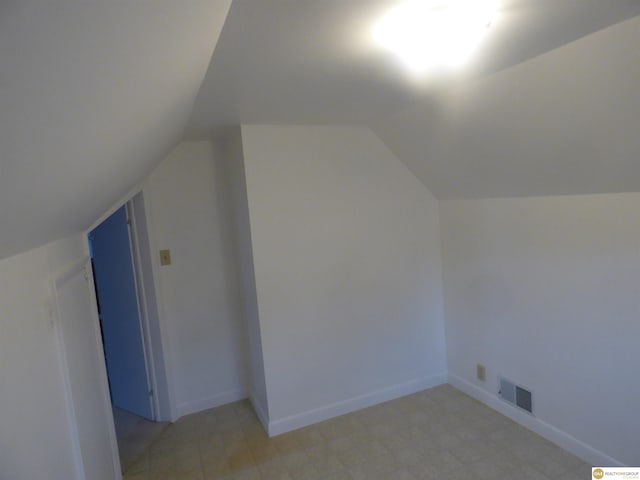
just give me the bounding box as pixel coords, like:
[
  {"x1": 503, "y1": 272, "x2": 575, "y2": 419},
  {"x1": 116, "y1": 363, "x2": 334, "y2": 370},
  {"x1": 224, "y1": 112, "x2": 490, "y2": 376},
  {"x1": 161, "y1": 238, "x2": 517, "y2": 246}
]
[{"x1": 373, "y1": 0, "x2": 497, "y2": 74}]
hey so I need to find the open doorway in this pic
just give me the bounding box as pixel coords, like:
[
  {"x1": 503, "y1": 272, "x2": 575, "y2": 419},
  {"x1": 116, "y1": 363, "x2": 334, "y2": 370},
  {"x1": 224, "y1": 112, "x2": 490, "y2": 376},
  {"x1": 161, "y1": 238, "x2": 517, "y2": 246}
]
[{"x1": 88, "y1": 194, "x2": 169, "y2": 472}]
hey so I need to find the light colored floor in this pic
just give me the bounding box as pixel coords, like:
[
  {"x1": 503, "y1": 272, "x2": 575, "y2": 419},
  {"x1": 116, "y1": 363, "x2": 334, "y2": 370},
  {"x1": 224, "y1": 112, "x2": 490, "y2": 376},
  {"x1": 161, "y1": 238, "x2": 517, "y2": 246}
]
[
  {"x1": 123, "y1": 385, "x2": 591, "y2": 480},
  {"x1": 113, "y1": 407, "x2": 169, "y2": 473}
]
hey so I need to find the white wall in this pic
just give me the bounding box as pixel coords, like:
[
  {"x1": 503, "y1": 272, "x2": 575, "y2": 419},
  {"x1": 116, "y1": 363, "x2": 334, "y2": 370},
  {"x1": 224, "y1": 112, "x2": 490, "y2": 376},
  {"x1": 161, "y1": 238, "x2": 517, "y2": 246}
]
[
  {"x1": 0, "y1": 235, "x2": 118, "y2": 480},
  {"x1": 441, "y1": 193, "x2": 640, "y2": 466},
  {"x1": 220, "y1": 129, "x2": 270, "y2": 426},
  {"x1": 144, "y1": 141, "x2": 248, "y2": 417},
  {"x1": 240, "y1": 125, "x2": 447, "y2": 434},
  {"x1": 0, "y1": 243, "x2": 76, "y2": 480}
]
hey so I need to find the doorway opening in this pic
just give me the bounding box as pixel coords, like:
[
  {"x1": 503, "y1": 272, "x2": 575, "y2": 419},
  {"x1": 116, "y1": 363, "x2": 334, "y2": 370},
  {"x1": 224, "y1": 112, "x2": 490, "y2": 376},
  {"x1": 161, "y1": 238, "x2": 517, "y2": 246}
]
[{"x1": 88, "y1": 192, "x2": 170, "y2": 472}]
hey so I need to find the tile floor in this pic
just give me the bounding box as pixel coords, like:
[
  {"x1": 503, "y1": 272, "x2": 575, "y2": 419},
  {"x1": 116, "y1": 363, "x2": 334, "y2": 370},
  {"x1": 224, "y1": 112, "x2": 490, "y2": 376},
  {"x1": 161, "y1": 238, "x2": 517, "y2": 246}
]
[
  {"x1": 123, "y1": 385, "x2": 591, "y2": 480},
  {"x1": 113, "y1": 407, "x2": 169, "y2": 473}
]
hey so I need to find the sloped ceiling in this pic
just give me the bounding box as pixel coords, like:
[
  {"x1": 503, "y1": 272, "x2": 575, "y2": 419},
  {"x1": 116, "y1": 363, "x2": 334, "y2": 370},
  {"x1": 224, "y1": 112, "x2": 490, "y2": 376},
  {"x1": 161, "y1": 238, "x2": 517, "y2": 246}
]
[
  {"x1": 0, "y1": 0, "x2": 231, "y2": 260},
  {"x1": 373, "y1": 14, "x2": 640, "y2": 198},
  {"x1": 187, "y1": 0, "x2": 640, "y2": 131},
  {"x1": 188, "y1": 0, "x2": 640, "y2": 200},
  {"x1": 3, "y1": 0, "x2": 640, "y2": 260}
]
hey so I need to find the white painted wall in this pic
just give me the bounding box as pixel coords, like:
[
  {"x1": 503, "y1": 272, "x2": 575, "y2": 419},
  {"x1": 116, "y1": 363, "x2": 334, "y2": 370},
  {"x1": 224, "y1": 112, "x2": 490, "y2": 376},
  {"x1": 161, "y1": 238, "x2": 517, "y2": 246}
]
[
  {"x1": 441, "y1": 193, "x2": 640, "y2": 466},
  {"x1": 220, "y1": 129, "x2": 270, "y2": 426},
  {"x1": 0, "y1": 235, "x2": 119, "y2": 480},
  {"x1": 144, "y1": 141, "x2": 248, "y2": 417},
  {"x1": 0, "y1": 243, "x2": 76, "y2": 480},
  {"x1": 240, "y1": 125, "x2": 447, "y2": 434}
]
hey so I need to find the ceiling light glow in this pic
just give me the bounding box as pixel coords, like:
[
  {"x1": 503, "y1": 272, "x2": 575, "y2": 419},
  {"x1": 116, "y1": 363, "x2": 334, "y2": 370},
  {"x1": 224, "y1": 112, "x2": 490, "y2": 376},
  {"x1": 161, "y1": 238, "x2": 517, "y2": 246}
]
[{"x1": 373, "y1": 0, "x2": 498, "y2": 74}]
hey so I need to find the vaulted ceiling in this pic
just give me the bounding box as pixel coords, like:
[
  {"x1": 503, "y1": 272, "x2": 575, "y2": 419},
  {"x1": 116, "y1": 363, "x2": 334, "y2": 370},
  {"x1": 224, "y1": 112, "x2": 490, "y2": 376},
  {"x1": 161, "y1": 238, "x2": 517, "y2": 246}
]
[
  {"x1": 0, "y1": 0, "x2": 231, "y2": 260},
  {"x1": 2, "y1": 0, "x2": 640, "y2": 260},
  {"x1": 374, "y1": 13, "x2": 640, "y2": 198},
  {"x1": 188, "y1": 0, "x2": 640, "y2": 130}
]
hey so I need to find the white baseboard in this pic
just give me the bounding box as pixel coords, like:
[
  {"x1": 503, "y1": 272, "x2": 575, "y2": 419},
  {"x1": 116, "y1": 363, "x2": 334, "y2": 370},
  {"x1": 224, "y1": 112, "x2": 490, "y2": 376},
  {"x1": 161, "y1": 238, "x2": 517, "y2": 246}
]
[
  {"x1": 176, "y1": 388, "x2": 248, "y2": 418},
  {"x1": 249, "y1": 392, "x2": 270, "y2": 433},
  {"x1": 268, "y1": 372, "x2": 447, "y2": 437},
  {"x1": 448, "y1": 374, "x2": 623, "y2": 467}
]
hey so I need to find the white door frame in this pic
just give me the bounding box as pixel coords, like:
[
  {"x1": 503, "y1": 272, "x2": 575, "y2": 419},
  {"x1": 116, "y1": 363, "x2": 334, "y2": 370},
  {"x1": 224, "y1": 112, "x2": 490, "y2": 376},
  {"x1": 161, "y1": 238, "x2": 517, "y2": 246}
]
[
  {"x1": 87, "y1": 189, "x2": 176, "y2": 422},
  {"x1": 123, "y1": 201, "x2": 156, "y2": 419},
  {"x1": 51, "y1": 257, "x2": 122, "y2": 480},
  {"x1": 128, "y1": 190, "x2": 177, "y2": 421}
]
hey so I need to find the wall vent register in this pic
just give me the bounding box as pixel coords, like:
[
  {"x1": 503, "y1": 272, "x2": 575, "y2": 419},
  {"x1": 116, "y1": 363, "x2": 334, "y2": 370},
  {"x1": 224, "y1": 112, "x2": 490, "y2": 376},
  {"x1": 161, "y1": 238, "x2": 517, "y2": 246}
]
[{"x1": 499, "y1": 376, "x2": 533, "y2": 414}]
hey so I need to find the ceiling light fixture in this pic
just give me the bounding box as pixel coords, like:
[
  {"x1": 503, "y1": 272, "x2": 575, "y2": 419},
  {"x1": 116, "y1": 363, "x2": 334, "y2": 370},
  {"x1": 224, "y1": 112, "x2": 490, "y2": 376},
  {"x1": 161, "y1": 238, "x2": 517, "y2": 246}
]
[{"x1": 373, "y1": 0, "x2": 498, "y2": 74}]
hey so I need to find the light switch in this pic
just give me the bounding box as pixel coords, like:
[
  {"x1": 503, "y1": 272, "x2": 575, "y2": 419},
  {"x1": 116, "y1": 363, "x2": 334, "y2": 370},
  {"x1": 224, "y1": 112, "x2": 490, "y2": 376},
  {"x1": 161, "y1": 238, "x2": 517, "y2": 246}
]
[
  {"x1": 476, "y1": 364, "x2": 486, "y2": 381},
  {"x1": 159, "y1": 249, "x2": 172, "y2": 266}
]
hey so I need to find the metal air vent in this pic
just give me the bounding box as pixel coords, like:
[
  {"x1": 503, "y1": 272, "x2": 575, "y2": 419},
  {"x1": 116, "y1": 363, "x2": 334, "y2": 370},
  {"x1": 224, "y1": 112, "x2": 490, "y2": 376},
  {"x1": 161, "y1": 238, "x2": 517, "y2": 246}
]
[{"x1": 498, "y1": 376, "x2": 533, "y2": 414}]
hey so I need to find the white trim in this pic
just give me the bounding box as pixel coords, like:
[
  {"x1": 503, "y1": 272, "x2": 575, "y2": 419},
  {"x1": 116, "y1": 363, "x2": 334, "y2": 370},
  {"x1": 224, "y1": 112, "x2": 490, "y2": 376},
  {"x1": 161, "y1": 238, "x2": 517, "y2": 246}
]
[
  {"x1": 140, "y1": 182, "x2": 179, "y2": 421},
  {"x1": 51, "y1": 256, "x2": 91, "y2": 288},
  {"x1": 85, "y1": 181, "x2": 146, "y2": 234},
  {"x1": 268, "y1": 373, "x2": 447, "y2": 437},
  {"x1": 83, "y1": 262, "x2": 123, "y2": 480},
  {"x1": 51, "y1": 259, "x2": 122, "y2": 480},
  {"x1": 249, "y1": 391, "x2": 270, "y2": 433},
  {"x1": 50, "y1": 279, "x2": 86, "y2": 480},
  {"x1": 130, "y1": 191, "x2": 174, "y2": 421},
  {"x1": 176, "y1": 388, "x2": 248, "y2": 418},
  {"x1": 448, "y1": 373, "x2": 624, "y2": 467},
  {"x1": 126, "y1": 200, "x2": 156, "y2": 420},
  {"x1": 88, "y1": 188, "x2": 176, "y2": 422}
]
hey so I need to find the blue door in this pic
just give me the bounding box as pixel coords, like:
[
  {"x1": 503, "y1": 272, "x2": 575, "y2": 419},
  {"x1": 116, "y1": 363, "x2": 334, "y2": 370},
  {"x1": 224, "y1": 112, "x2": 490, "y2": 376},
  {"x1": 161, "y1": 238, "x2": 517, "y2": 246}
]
[{"x1": 90, "y1": 205, "x2": 153, "y2": 419}]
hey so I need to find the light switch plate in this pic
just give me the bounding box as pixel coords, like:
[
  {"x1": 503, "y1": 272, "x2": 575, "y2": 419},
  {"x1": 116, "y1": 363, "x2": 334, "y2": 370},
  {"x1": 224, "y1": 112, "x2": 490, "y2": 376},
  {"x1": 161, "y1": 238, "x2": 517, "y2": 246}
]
[
  {"x1": 477, "y1": 364, "x2": 486, "y2": 381},
  {"x1": 159, "y1": 249, "x2": 172, "y2": 266}
]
